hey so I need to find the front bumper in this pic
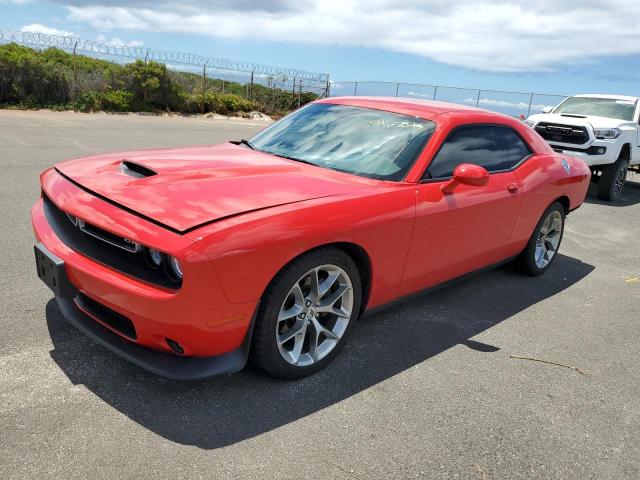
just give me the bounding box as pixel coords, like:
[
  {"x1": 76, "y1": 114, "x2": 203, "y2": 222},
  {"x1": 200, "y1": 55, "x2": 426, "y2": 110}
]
[
  {"x1": 36, "y1": 240, "x2": 257, "y2": 380},
  {"x1": 32, "y1": 171, "x2": 260, "y2": 378},
  {"x1": 549, "y1": 140, "x2": 619, "y2": 167},
  {"x1": 56, "y1": 295, "x2": 255, "y2": 380}
]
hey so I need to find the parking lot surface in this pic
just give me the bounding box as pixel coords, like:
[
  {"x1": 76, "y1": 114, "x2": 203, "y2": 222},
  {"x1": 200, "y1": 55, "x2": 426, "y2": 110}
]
[{"x1": 1, "y1": 110, "x2": 639, "y2": 479}]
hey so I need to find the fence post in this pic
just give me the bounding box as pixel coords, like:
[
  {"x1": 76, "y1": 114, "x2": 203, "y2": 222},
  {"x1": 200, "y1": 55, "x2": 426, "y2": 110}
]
[
  {"x1": 395, "y1": 82, "x2": 400, "y2": 97},
  {"x1": 72, "y1": 41, "x2": 78, "y2": 101},
  {"x1": 201, "y1": 62, "x2": 208, "y2": 113},
  {"x1": 433, "y1": 85, "x2": 438, "y2": 100},
  {"x1": 476, "y1": 89, "x2": 481, "y2": 107},
  {"x1": 291, "y1": 77, "x2": 296, "y2": 110},
  {"x1": 326, "y1": 77, "x2": 331, "y2": 97},
  {"x1": 526, "y1": 93, "x2": 534, "y2": 118},
  {"x1": 249, "y1": 69, "x2": 255, "y2": 102},
  {"x1": 144, "y1": 50, "x2": 149, "y2": 64},
  {"x1": 354, "y1": 81, "x2": 358, "y2": 96},
  {"x1": 298, "y1": 80, "x2": 302, "y2": 108}
]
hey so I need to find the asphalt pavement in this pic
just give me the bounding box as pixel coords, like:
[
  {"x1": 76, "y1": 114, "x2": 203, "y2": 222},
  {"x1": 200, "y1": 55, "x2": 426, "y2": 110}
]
[{"x1": 0, "y1": 110, "x2": 638, "y2": 479}]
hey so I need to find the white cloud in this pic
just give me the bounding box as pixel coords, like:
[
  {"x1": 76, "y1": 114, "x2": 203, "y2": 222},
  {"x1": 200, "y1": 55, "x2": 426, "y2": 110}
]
[
  {"x1": 1, "y1": 0, "x2": 34, "y2": 5},
  {"x1": 462, "y1": 97, "x2": 561, "y2": 112},
  {"x1": 62, "y1": 0, "x2": 640, "y2": 72},
  {"x1": 19, "y1": 24, "x2": 76, "y2": 37},
  {"x1": 96, "y1": 33, "x2": 144, "y2": 47}
]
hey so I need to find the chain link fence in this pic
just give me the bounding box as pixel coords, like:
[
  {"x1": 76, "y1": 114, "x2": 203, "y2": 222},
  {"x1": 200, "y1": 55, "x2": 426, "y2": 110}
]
[
  {"x1": 1, "y1": 30, "x2": 571, "y2": 118},
  {"x1": 0, "y1": 30, "x2": 330, "y2": 113},
  {"x1": 330, "y1": 81, "x2": 568, "y2": 118}
]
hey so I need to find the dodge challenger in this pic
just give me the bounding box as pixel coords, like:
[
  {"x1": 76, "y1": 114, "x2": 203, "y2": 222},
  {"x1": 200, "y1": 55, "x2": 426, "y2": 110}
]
[{"x1": 32, "y1": 97, "x2": 591, "y2": 380}]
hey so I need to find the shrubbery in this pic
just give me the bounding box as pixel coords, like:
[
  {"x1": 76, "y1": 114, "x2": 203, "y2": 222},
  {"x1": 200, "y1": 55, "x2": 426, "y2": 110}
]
[{"x1": 0, "y1": 43, "x2": 317, "y2": 116}]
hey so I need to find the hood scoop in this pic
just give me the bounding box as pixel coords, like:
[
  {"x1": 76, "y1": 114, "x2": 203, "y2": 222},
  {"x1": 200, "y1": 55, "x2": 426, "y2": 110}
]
[
  {"x1": 560, "y1": 114, "x2": 587, "y2": 119},
  {"x1": 120, "y1": 160, "x2": 157, "y2": 179}
]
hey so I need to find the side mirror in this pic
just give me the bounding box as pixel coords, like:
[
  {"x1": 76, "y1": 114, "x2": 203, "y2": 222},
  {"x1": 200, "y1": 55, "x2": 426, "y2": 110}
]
[
  {"x1": 542, "y1": 106, "x2": 553, "y2": 114},
  {"x1": 441, "y1": 163, "x2": 490, "y2": 194}
]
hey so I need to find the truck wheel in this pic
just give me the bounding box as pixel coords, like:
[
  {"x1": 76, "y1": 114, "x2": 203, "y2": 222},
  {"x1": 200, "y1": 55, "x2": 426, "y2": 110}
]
[{"x1": 598, "y1": 157, "x2": 628, "y2": 201}]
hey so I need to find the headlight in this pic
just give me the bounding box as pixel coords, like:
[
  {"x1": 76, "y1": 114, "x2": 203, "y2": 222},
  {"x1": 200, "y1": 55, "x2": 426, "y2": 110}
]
[
  {"x1": 593, "y1": 127, "x2": 621, "y2": 139},
  {"x1": 167, "y1": 255, "x2": 183, "y2": 280},
  {"x1": 146, "y1": 248, "x2": 162, "y2": 268},
  {"x1": 524, "y1": 119, "x2": 536, "y2": 128}
]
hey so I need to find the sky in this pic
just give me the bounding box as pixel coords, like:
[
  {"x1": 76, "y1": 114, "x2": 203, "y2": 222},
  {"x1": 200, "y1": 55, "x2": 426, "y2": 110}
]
[{"x1": 1, "y1": 0, "x2": 640, "y2": 100}]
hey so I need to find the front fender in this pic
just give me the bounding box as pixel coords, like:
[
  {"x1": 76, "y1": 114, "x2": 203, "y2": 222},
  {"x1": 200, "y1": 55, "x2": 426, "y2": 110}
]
[{"x1": 186, "y1": 188, "x2": 417, "y2": 309}]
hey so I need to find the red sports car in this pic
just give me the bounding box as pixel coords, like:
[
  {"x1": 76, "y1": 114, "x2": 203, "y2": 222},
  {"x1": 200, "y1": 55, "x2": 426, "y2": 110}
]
[{"x1": 32, "y1": 97, "x2": 590, "y2": 380}]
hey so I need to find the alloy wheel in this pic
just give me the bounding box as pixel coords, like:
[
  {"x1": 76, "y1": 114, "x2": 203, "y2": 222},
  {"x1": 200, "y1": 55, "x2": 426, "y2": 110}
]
[
  {"x1": 534, "y1": 211, "x2": 563, "y2": 269},
  {"x1": 276, "y1": 265, "x2": 354, "y2": 367}
]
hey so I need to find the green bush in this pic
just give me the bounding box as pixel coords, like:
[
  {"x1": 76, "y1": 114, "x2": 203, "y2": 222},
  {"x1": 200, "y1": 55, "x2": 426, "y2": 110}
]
[
  {"x1": 100, "y1": 90, "x2": 134, "y2": 112},
  {"x1": 0, "y1": 43, "x2": 318, "y2": 116},
  {"x1": 73, "y1": 91, "x2": 100, "y2": 112}
]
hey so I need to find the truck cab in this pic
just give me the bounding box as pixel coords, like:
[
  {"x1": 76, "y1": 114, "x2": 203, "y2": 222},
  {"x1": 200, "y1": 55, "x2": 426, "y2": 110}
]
[{"x1": 526, "y1": 94, "x2": 640, "y2": 201}]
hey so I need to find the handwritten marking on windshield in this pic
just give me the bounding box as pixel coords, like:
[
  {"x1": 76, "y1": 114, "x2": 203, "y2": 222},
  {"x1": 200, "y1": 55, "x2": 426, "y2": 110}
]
[{"x1": 361, "y1": 120, "x2": 425, "y2": 129}]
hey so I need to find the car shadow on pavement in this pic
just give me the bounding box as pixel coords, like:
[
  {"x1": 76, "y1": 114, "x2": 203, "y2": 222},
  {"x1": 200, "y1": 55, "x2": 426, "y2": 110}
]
[
  {"x1": 46, "y1": 254, "x2": 594, "y2": 449},
  {"x1": 585, "y1": 177, "x2": 640, "y2": 207}
]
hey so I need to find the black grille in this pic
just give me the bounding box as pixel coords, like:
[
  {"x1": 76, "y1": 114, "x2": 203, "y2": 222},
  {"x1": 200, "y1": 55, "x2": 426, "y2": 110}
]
[
  {"x1": 76, "y1": 293, "x2": 137, "y2": 340},
  {"x1": 43, "y1": 195, "x2": 181, "y2": 289},
  {"x1": 535, "y1": 122, "x2": 589, "y2": 145},
  {"x1": 66, "y1": 213, "x2": 139, "y2": 252}
]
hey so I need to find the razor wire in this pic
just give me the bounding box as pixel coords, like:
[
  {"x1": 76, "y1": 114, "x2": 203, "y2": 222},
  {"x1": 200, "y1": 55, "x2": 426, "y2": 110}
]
[{"x1": 0, "y1": 30, "x2": 330, "y2": 89}]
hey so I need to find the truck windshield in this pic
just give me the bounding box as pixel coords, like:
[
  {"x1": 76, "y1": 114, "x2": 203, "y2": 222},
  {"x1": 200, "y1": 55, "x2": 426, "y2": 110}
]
[
  {"x1": 553, "y1": 97, "x2": 637, "y2": 121},
  {"x1": 249, "y1": 103, "x2": 436, "y2": 181}
]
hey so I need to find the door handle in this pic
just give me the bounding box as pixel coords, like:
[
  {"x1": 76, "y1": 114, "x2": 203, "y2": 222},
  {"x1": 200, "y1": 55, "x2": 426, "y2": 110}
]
[{"x1": 506, "y1": 183, "x2": 519, "y2": 193}]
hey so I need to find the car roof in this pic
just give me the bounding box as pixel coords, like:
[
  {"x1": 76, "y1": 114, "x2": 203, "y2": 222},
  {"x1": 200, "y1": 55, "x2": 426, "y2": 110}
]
[
  {"x1": 316, "y1": 96, "x2": 508, "y2": 121},
  {"x1": 573, "y1": 94, "x2": 639, "y2": 102}
]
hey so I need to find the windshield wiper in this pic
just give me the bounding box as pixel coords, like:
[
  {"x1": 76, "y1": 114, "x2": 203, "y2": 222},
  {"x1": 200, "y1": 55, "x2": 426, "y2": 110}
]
[
  {"x1": 270, "y1": 152, "x2": 317, "y2": 167},
  {"x1": 237, "y1": 138, "x2": 255, "y2": 150}
]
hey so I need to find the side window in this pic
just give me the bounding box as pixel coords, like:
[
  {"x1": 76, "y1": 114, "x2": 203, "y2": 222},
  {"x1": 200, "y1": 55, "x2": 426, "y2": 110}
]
[
  {"x1": 496, "y1": 126, "x2": 531, "y2": 165},
  {"x1": 425, "y1": 126, "x2": 508, "y2": 179}
]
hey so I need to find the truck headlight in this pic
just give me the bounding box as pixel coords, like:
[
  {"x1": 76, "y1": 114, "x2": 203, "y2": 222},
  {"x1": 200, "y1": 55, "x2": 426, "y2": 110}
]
[
  {"x1": 593, "y1": 128, "x2": 621, "y2": 139},
  {"x1": 524, "y1": 119, "x2": 536, "y2": 128}
]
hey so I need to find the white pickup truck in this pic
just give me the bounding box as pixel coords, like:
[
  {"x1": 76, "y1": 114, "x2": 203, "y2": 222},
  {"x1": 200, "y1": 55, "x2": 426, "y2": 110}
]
[{"x1": 526, "y1": 94, "x2": 640, "y2": 201}]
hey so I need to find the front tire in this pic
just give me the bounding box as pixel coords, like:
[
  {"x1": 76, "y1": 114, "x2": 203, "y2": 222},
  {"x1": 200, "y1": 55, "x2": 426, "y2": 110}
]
[
  {"x1": 251, "y1": 248, "x2": 362, "y2": 379},
  {"x1": 516, "y1": 202, "x2": 565, "y2": 276},
  {"x1": 598, "y1": 156, "x2": 628, "y2": 201}
]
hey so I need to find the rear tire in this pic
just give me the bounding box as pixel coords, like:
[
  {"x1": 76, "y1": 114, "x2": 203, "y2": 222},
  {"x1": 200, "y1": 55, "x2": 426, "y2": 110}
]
[
  {"x1": 515, "y1": 202, "x2": 565, "y2": 276},
  {"x1": 251, "y1": 248, "x2": 362, "y2": 379},
  {"x1": 598, "y1": 156, "x2": 628, "y2": 201}
]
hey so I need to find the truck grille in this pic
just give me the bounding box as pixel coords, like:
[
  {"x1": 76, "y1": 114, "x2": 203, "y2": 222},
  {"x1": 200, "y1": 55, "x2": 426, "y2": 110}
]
[{"x1": 535, "y1": 122, "x2": 589, "y2": 145}]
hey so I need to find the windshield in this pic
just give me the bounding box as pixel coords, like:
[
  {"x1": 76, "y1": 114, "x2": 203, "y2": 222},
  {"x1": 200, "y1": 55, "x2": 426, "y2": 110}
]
[
  {"x1": 553, "y1": 97, "x2": 637, "y2": 121},
  {"x1": 249, "y1": 103, "x2": 436, "y2": 181}
]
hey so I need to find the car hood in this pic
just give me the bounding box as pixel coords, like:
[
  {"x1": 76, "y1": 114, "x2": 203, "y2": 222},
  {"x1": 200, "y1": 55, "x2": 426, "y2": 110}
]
[
  {"x1": 528, "y1": 113, "x2": 628, "y2": 129},
  {"x1": 55, "y1": 143, "x2": 370, "y2": 233}
]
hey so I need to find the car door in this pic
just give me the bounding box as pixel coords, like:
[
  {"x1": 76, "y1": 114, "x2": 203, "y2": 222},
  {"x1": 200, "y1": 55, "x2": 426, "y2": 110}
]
[{"x1": 400, "y1": 125, "x2": 529, "y2": 296}]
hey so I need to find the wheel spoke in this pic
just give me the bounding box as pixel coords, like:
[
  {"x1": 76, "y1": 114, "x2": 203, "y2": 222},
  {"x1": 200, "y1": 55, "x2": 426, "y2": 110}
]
[
  {"x1": 544, "y1": 239, "x2": 555, "y2": 253},
  {"x1": 309, "y1": 268, "x2": 321, "y2": 302},
  {"x1": 332, "y1": 306, "x2": 351, "y2": 318},
  {"x1": 289, "y1": 325, "x2": 307, "y2": 364},
  {"x1": 278, "y1": 284, "x2": 304, "y2": 322},
  {"x1": 318, "y1": 270, "x2": 340, "y2": 300},
  {"x1": 540, "y1": 216, "x2": 551, "y2": 235},
  {"x1": 317, "y1": 284, "x2": 350, "y2": 313},
  {"x1": 307, "y1": 320, "x2": 319, "y2": 361},
  {"x1": 311, "y1": 317, "x2": 339, "y2": 341},
  {"x1": 278, "y1": 318, "x2": 307, "y2": 345}
]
